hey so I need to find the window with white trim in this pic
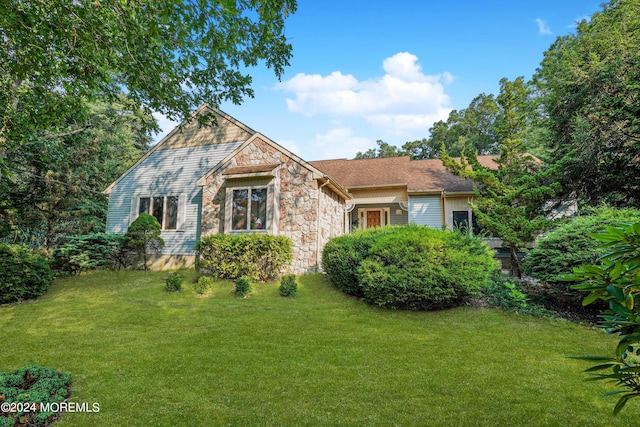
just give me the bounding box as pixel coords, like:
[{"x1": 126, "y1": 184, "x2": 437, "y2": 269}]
[
  {"x1": 231, "y1": 187, "x2": 267, "y2": 231},
  {"x1": 138, "y1": 196, "x2": 180, "y2": 230}
]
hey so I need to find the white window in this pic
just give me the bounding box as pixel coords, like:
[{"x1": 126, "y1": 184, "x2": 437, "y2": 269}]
[
  {"x1": 135, "y1": 195, "x2": 183, "y2": 230},
  {"x1": 231, "y1": 187, "x2": 268, "y2": 231}
]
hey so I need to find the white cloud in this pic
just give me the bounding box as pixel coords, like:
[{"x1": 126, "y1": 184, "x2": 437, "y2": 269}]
[
  {"x1": 277, "y1": 52, "x2": 453, "y2": 134},
  {"x1": 151, "y1": 111, "x2": 181, "y2": 145},
  {"x1": 535, "y1": 18, "x2": 553, "y2": 35},
  {"x1": 277, "y1": 139, "x2": 302, "y2": 156},
  {"x1": 309, "y1": 128, "x2": 374, "y2": 160}
]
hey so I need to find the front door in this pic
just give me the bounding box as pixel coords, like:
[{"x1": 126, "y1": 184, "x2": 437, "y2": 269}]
[{"x1": 367, "y1": 210, "x2": 381, "y2": 228}]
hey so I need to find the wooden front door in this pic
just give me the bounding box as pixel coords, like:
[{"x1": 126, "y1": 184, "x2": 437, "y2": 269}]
[{"x1": 367, "y1": 210, "x2": 381, "y2": 228}]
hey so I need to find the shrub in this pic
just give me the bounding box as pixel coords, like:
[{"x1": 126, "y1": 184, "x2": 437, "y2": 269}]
[
  {"x1": 0, "y1": 244, "x2": 53, "y2": 304},
  {"x1": 482, "y1": 274, "x2": 555, "y2": 317},
  {"x1": 235, "y1": 277, "x2": 252, "y2": 297},
  {"x1": 124, "y1": 213, "x2": 164, "y2": 270},
  {"x1": 52, "y1": 233, "x2": 125, "y2": 275},
  {"x1": 321, "y1": 227, "x2": 396, "y2": 297},
  {"x1": 195, "y1": 276, "x2": 214, "y2": 295},
  {"x1": 523, "y1": 206, "x2": 640, "y2": 318},
  {"x1": 279, "y1": 274, "x2": 297, "y2": 297},
  {"x1": 197, "y1": 234, "x2": 292, "y2": 282},
  {"x1": 165, "y1": 272, "x2": 183, "y2": 292},
  {"x1": 356, "y1": 226, "x2": 498, "y2": 310},
  {"x1": 524, "y1": 206, "x2": 640, "y2": 283},
  {"x1": 0, "y1": 365, "x2": 71, "y2": 427}
]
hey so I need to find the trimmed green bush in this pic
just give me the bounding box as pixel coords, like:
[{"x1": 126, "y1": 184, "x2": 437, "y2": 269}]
[
  {"x1": 197, "y1": 234, "x2": 293, "y2": 282},
  {"x1": 279, "y1": 274, "x2": 297, "y2": 297},
  {"x1": 0, "y1": 244, "x2": 53, "y2": 304},
  {"x1": 195, "y1": 276, "x2": 214, "y2": 295},
  {"x1": 321, "y1": 227, "x2": 396, "y2": 297},
  {"x1": 357, "y1": 226, "x2": 498, "y2": 310},
  {"x1": 165, "y1": 272, "x2": 183, "y2": 292},
  {"x1": 0, "y1": 365, "x2": 71, "y2": 427},
  {"x1": 523, "y1": 207, "x2": 640, "y2": 319},
  {"x1": 524, "y1": 206, "x2": 640, "y2": 283},
  {"x1": 52, "y1": 233, "x2": 126, "y2": 274},
  {"x1": 235, "y1": 277, "x2": 252, "y2": 297},
  {"x1": 124, "y1": 213, "x2": 164, "y2": 270}
]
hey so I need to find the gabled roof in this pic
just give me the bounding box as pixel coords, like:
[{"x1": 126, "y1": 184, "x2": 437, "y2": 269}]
[
  {"x1": 103, "y1": 105, "x2": 255, "y2": 194},
  {"x1": 309, "y1": 155, "x2": 499, "y2": 194},
  {"x1": 196, "y1": 132, "x2": 352, "y2": 201}
]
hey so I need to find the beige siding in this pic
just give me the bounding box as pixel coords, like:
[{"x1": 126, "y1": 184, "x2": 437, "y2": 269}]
[
  {"x1": 348, "y1": 187, "x2": 407, "y2": 205},
  {"x1": 158, "y1": 112, "x2": 253, "y2": 150},
  {"x1": 444, "y1": 196, "x2": 474, "y2": 230}
]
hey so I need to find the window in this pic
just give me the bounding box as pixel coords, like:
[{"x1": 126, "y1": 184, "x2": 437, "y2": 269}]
[
  {"x1": 138, "y1": 196, "x2": 180, "y2": 230},
  {"x1": 452, "y1": 210, "x2": 482, "y2": 235},
  {"x1": 232, "y1": 187, "x2": 267, "y2": 231}
]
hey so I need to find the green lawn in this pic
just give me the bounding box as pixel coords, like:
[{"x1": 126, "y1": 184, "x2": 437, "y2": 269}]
[{"x1": 0, "y1": 270, "x2": 637, "y2": 426}]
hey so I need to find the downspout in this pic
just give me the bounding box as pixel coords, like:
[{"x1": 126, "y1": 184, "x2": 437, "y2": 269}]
[
  {"x1": 440, "y1": 191, "x2": 446, "y2": 229},
  {"x1": 316, "y1": 179, "x2": 331, "y2": 272}
]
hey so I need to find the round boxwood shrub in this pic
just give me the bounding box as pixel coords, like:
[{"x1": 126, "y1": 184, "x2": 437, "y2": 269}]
[
  {"x1": 0, "y1": 244, "x2": 53, "y2": 304},
  {"x1": 322, "y1": 226, "x2": 397, "y2": 297},
  {"x1": 195, "y1": 276, "x2": 214, "y2": 295},
  {"x1": 357, "y1": 226, "x2": 498, "y2": 310}
]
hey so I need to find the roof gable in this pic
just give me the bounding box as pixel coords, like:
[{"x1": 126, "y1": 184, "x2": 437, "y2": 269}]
[{"x1": 104, "y1": 105, "x2": 255, "y2": 194}]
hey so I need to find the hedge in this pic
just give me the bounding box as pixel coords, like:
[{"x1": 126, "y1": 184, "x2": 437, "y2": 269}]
[{"x1": 197, "y1": 234, "x2": 293, "y2": 282}]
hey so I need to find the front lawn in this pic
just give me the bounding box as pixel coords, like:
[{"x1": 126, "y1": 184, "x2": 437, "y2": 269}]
[{"x1": 0, "y1": 270, "x2": 636, "y2": 426}]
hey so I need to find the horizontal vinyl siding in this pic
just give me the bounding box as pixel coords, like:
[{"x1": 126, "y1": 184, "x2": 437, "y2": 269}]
[
  {"x1": 409, "y1": 195, "x2": 442, "y2": 228},
  {"x1": 106, "y1": 142, "x2": 243, "y2": 255}
]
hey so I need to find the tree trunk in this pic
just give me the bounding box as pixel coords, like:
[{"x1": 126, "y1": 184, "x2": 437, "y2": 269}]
[{"x1": 509, "y1": 245, "x2": 522, "y2": 278}]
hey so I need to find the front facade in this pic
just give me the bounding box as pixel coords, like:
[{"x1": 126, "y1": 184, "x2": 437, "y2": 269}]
[{"x1": 104, "y1": 106, "x2": 496, "y2": 274}]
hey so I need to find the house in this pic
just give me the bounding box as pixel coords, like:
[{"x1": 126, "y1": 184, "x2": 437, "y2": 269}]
[
  {"x1": 309, "y1": 156, "x2": 499, "y2": 237},
  {"x1": 104, "y1": 105, "x2": 497, "y2": 274}
]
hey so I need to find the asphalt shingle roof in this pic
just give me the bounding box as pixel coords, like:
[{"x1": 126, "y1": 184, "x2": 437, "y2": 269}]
[{"x1": 309, "y1": 155, "x2": 499, "y2": 193}]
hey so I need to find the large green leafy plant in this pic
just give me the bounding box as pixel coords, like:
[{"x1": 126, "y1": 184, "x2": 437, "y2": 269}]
[{"x1": 565, "y1": 222, "x2": 640, "y2": 413}]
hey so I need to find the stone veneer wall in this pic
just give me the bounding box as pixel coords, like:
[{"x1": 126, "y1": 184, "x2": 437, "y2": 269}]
[
  {"x1": 201, "y1": 137, "x2": 345, "y2": 274},
  {"x1": 317, "y1": 185, "x2": 345, "y2": 269}
]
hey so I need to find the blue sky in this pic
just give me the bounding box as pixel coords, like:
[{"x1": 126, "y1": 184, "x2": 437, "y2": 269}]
[{"x1": 154, "y1": 0, "x2": 601, "y2": 161}]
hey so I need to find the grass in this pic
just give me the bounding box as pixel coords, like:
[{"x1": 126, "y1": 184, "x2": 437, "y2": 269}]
[{"x1": 0, "y1": 270, "x2": 637, "y2": 426}]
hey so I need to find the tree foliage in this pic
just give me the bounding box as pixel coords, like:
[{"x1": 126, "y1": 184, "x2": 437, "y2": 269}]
[
  {"x1": 534, "y1": 0, "x2": 640, "y2": 206},
  {"x1": 0, "y1": 0, "x2": 297, "y2": 174},
  {"x1": 354, "y1": 140, "x2": 405, "y2": 159},
  {"x1": 0, "y1": 99, "x2": 151, "y2": 247},
  {"x1": 442, "y1": 77, "x2": 560, "y2": 277}
]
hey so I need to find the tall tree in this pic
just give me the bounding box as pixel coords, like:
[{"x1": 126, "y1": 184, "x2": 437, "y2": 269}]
[
  {"x1": 534, "y1": 0, "x2": 640, "y2": 206},
  {"x1": 0, "y1": 99, "x2": 151, "y2": 247},
  {"x1": 442, "y1": 77, "x2": 560, "y2": 277},
  {"x1": 0, "y1": 0, "x2": 296, "y2": 175},
  {"x1": 401, "y1": 93, "x2": 501, "y2": 160},
  {"x1": 354, "y1": 140, "x2": 404, "y2": 159}
]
